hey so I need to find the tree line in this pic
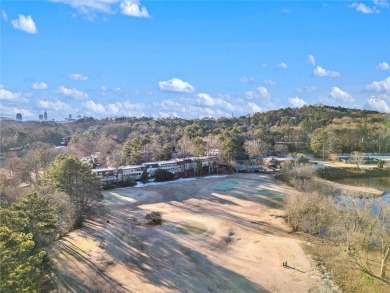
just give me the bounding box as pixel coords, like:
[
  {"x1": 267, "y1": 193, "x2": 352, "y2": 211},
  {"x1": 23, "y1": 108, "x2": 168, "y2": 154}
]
[
  {"x1": 2, "y1": 106, "x2": 389, "y2": 165},
  {"x1": 0, "y1": 154, "x2": 101, "y2": 292}
]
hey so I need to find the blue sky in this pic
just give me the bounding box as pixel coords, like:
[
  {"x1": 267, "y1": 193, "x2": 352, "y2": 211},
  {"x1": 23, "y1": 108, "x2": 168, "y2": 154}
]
[{"x1": 1, "y1": 0, "x2": 390, "y2": 120}]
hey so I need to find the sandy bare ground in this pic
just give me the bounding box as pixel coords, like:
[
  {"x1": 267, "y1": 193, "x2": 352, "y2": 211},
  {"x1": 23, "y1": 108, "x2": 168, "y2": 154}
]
[
  {"x1": 49, "y1": 174, "x2": 335, "y2": 293},
  {"x1": 316, "y1": 160, "x2": 382, "y2": 169}
]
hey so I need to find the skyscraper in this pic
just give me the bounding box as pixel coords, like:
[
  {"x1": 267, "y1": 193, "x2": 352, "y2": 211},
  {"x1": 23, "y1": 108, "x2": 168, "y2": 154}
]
[
  {"x1": 44, "y1": 110, "x2": 47, "y2": 121},
  {"x1": 16, "y1": 113, "x2": 22, "y2": 121}
]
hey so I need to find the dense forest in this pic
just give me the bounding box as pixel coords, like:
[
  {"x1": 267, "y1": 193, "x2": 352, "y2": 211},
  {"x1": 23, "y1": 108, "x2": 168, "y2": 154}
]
[{"x1": 1, "y1": 105, "x2": 389, "y2": 163}]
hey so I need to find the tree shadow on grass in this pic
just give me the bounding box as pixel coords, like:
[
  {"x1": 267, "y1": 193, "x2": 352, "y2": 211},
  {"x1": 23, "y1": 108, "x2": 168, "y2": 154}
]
[
  {"x1": 51, "y1": 204, "x2": 271, "y2": 293},
  {"x1": 50, "y1": 175, "x2": 290, "y2": 292},
  {"x1": 50, "y1": 237, "x2": 130, "y2": 293},
  {"x1": 167, "y1": 200, "x2": 287, "y2": 237}
]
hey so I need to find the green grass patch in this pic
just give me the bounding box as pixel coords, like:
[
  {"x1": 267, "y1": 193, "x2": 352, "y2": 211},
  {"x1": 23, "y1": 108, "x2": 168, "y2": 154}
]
[
  {"x1": 317, "y1": 167, "x2": 390, "y2": 180},
  {"x1": 212, "y1": 181, "x2": 239, "y2": 191},
  {"x1": 257, "y1": 189, "x2": 285, "y2": 199},
  {"x1": 105, "y1": 194, "x2": 121, "y2": 202},
  {"x1": 177, "y1": 221, "x2": 208, "y2": 235}
]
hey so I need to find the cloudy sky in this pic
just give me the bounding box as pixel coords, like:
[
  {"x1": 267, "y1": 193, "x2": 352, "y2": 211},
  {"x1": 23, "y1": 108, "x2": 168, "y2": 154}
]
[{"x1": 1, "y1": 0, "x2": 390, "y2": 120}]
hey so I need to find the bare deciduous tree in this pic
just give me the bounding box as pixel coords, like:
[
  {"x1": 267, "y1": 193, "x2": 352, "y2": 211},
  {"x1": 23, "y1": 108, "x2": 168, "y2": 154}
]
[
  {"x1": 376, "y1": 203, "x2": 390, "y2": 278},
  {"x1": 243, "y1": 139, "x2": 270, "y2": 160},
  {"x1": 349, "y1": 151, "x2": 365, "y2": 170},
  {"x1": 285, "y1": 192, "x2": 336, "y2": 235},
  {"x1": 176, "y1": 136, "x2": 193, "y2": 158}
]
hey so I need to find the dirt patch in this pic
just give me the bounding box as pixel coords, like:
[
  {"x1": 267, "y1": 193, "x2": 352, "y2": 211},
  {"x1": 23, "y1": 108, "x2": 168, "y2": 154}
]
[{"x1": 50, "y1": 174, "x2": 336, "y2": 293}]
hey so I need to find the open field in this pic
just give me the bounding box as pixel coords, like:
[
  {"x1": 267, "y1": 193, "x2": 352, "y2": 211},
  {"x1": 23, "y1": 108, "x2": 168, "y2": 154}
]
[{"x1": 49, "y1": 174, "x2": 337, "y2": 292}]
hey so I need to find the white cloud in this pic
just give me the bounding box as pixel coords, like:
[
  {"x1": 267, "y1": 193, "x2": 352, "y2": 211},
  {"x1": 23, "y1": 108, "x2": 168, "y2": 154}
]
[
  {"x1": 37, "y1": 99, "x2": 72, "y2": 111},
  {"x1": 264, "y1": 80, "x2": 276, "y2": 86},
  {"x1": 80, "y1": 100, "x2": 145, "y2": 117},
  {"x1": 276, "y1": 62, "x2": 288, "y2": 69},
  {"x1": 247, "y1": 102, "x2": 262, "y2": 113},
  {"x1": 160, "y1": 99, "x2": 230, "y2": 118},
  {"x1": 0, "y1": 86, "x2": 28, "y2": 102},
  {"x1": 297, "y1": 86, "x2": 318, "y2": 93},
  {"x1": 308, "y1": 54, "x2": 315, "y2": 66},
  {"x1": 349, "y1": 3, "x2": 380, "y2": 14},
  {"x1": 32, "y1": 82, "x2": 48, "y2": 90},
  {"x1": 122, "y1": 101, "x2": 145, "y2": 111},
  {"x1": 51, "y1": 0, "x2": 151, "y2": 19},
  {"x1": 158, "y1": 111, "x2": 178, "y2": 118},
  {"x1": 158, "y1": 78, "x2": 195, "y2": 93},
  {"x1": 0, "y1": 104, "x2": 34, "y2": 118},
  {"x1": 289, "y1": 97, "x2": 307, "y2": 108},
  {"x1": 313, "y1": 66, "x2": 340, "y2": 77},
  {"x1": 245, "y1": 91, "x2": 257, "y2": 99},
  {"x1": 120, "y1": 0, "x2": 150, "y2": 18},
  {"x1": 2, "y1": 10, "x2": 8, "y2": 21},
  {"x1": 100, "y1": 86, "x2": 107, "y2": 96},
  {"x1": 196, "y1": 93, "x2": 218, "y2": 107},
  {"x1": 17, "y1": 108, "x2": 34, "y2": 118},
  {"x1": 373, "y1": 0, "x2": 389, "y2": 8},
  {"x1": 50, "y1": 0, "x2": 116, "y2": 15},
  {"x1": 240, "y1": 76, "x2": 255, "y2": 83},
  {"x1": 377, "y1": 62, "x2": 390, "y2": 70},
  {"x1": 68, "y1": 73, "x2": 88, "y2": 80},
  {"x1": 196, "y1": 93, "x2": 234, "y2": 111},
  {"x1": 257, "y1": 87, "x2": 270, "y2": 98},
  {"x1": 82, "y1": 100, "x2": 106, "y2": 114},
  {"x1": 160, "y1": 99, "x2": 182, "y2": 109},
  {"x1": 319, "y1": 87, "x2": 354, "y2": 105},
  {"x1": 245, "y1": 86, "x2": 270, "y2": 99},
  {"x1": 11, "y1": 15, "x2": 37, "y2": 34},
  {"x1": 156, "y1": 92, "x2": 270, "y2": 118},
  {"x1": 365, "y1": 98, "x2": 390, "y2": 113},
  {"x1": 0, "y1": 85, "x2": 28, "y2": 104},
  {"x1": 329, "y1": 87, "x2": 354, "y2": 103},
  {"x1": 58, "y1": 85, "x2": 89, "y2": 99},
  {"x1": 365, "y1": 76, "x2": 390, "y2": 92},
  {"x1": 318, "y1": 87, "x2": 355, "y2": 106},
  {"x1": 106, "y1": 103, "x2": 120, "y2": 115}
]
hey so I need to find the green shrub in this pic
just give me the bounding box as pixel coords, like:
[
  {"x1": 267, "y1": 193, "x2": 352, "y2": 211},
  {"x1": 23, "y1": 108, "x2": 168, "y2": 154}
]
[
  {"x1": 102, "y1": 184, "x2": 115, "y2": 190},
  {"x1": 118, "y1": 178, "x2": 136, "y2": 187},
  {"x1": 140, "y1": 169, "x2": 149, "y2": 184},
  {"x1": 154, "y1": 169, "x2": 175, "y2": 182}
]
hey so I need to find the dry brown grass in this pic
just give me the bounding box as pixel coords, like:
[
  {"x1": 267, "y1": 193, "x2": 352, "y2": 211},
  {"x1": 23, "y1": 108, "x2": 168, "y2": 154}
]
[
  {"x1": 300, "y1": 234, "x2": 390, "y2": 293},
  {"x1": 49, "y1": 174, "x2": 334, "y2": 293},
  {"x1": 313, "y1": 177, "x2": 384, "y2": 198}
]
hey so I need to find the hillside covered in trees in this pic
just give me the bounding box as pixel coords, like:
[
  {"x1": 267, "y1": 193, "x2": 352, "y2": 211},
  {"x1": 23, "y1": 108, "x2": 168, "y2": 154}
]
[{"x1": 1, "y1": 106, "x2": 389, "y2": 165}]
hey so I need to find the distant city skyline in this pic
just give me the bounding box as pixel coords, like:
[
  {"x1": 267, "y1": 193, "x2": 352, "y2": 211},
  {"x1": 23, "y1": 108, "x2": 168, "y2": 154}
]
[
  {"x1": 0, "y1": 110, "x2": 81, "y2": 122},
  {"x1": 1, "y1": 0, "x2": 390, "y2": 120}
]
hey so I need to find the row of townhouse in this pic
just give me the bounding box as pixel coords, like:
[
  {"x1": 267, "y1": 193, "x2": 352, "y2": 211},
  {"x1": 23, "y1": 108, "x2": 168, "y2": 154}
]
[{"x1": 92, "y1": 156, "x2": 217, "y2": 185}]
